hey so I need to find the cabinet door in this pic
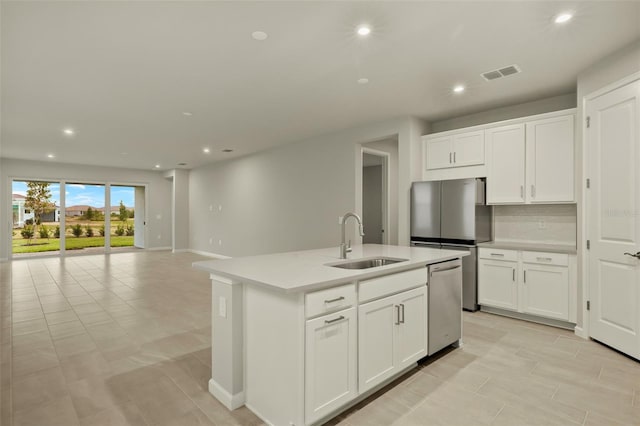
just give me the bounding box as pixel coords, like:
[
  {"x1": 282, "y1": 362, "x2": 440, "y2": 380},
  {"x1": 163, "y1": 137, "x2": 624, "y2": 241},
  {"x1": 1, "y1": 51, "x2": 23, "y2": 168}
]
[
  {"x1": 305, "y1": 308, "x2": 357, "y2": 424},
  {"x1": 521, "y1": 264, "x2": 569, "y2": 321},
  {"x1": 452, "y1": 130, "x2": 485, "y2": 167},
  {"x1": 396, "y1": 287, "x2": 427, "y2": 370},
  {"x1": 424, "y1": 135, "x2": 453, "y2": 170},
  {"x1": 478, "y1": 258, "x2": 519, "y2": 311},
  {"x1": 486, "y1": 124, "x2": 526, "y2": 204},
  {"x1": 526, "y1": 115, "x2": 575, "y2": 203},
  {"x1": 358, "y1": 295, "x2": 397, "y2": 393}
]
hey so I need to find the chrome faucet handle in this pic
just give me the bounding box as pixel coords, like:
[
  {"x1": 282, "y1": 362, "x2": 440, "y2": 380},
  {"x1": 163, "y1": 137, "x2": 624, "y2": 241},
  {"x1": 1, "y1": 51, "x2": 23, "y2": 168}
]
[{"x1": 347, "y1": 240, "x2": 352, "y2": 253}]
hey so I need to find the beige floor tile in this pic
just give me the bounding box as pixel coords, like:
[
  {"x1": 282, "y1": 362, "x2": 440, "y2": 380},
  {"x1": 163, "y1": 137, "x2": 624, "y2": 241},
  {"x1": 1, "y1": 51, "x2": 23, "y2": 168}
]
[
  {"x1": 553, "y1": 381, "x2": 639, "y2": 424},
  {"x1": 60, "y1": 350, "x2": 112, "y2": 382},
  {"x1": 12, "y1": 329, "x2": 54, "y2": 355},
  {"x1": 12, "y1": 307, "x2": 44, "y2": 323},
  {"x1": 45, "y1": 309, "x2": 80, "y2": 325},
  {"x1": 13, "y1": 395, "x2": 80, "y2": 426},
  {"x1": 12, "y1": 346, "x2": 60, "y2": 377},
  {"x1": 49, "y1": 320, "x2": 87, "y2": 340},
  {"x1": 12, "y1": 317, "x2": 48, "y2": 336},
  {"x1": 78, "y1": 403, "x2": 149, "y2": 426},
  {"x1": 54, "y1": 332, "x2": 98, "y2": 358},
  {"x1": 11, "y1": 300, "x2": 42, "y2": 312},
  {"x1": 11, "y1": 366, "x2": 69, "y2": 413}
]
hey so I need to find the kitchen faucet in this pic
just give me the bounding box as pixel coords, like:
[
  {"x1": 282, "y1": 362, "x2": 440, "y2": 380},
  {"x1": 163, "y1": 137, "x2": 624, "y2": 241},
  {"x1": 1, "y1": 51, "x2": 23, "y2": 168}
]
[{"x1": 340, "y1": 212, "x2": 365, "y2": 259}]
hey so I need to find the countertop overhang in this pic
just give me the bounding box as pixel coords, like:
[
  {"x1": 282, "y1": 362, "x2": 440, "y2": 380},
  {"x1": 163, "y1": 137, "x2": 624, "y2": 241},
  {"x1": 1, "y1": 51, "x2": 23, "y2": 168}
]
[{"x1": 193, "y1": 244, "x2": 469, "y2": 293}]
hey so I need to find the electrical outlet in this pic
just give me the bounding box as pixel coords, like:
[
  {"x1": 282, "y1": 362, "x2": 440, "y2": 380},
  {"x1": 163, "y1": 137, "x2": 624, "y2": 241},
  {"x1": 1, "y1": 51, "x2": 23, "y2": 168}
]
[
  {"x1": 218, "y1": 205, "x2": 222, "y2": 212},
  {"x1": 157, "y1": 234, "x2": 161, "y2": 240},
  {"x1": 338, "y1": 216, "x2": 343, "y2": 224},
  {"x1": 218, "y1": 239, "x2": 222, "y2": 246},
  {"x1": 219, "y1": 297, "x2": 227, "y2": 318},
  {"x1": 209, "y1": 237, "x2": 213, "y2": 245},
  {"x1": 209, "y1": 205, "x2": 213, "y2": 212}
]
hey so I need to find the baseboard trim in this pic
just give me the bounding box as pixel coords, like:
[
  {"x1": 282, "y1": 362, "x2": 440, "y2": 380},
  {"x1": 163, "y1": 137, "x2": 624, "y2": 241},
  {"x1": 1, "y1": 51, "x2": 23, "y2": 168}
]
[
  {"x1": 574, "y1": 326, "x2": 588, "y2": 339},
  {"x1": 208, "y1": 379, "x2": 245, "y2": 410},
  {"x1": 172, "y1": 248, "x2": 189, "y2": 253},
  {"x1": 146, "y1": 246, "x2": 172, "y2": 251},
  {"x1": 189, "y1": 249, "x2": 232, "y2": 259},
  {"x1": 480, "y1": 305, "x2": 576, "y2": 330}
]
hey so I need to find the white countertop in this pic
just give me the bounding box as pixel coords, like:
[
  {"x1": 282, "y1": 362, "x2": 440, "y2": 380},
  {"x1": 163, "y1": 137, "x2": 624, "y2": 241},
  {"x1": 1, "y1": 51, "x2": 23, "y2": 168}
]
[
  {"x1": 477, "y1": 241, "x2": 577, "y2": 254},
  {"x1": 193, "y1": 244, "x2": 469, "y2": 293}
]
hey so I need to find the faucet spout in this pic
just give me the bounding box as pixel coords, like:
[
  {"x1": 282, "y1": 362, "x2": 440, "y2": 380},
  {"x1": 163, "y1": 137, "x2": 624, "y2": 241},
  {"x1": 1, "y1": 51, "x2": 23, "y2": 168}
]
[{"x1": 340, "y1": 212, "x2": 364, "y2": 259}]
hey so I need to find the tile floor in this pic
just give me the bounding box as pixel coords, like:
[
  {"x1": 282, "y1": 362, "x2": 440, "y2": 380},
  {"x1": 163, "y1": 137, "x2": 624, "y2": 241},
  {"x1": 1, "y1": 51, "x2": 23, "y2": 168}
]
[{"x1": 1, "y1": 251, "x2": 639, "y2": 425}]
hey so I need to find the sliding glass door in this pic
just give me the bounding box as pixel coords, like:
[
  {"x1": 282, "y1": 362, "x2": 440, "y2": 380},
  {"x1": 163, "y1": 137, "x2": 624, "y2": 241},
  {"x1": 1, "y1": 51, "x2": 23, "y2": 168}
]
[{"x1": 65, "y1": 183, "x2": 106, "y2": 255}]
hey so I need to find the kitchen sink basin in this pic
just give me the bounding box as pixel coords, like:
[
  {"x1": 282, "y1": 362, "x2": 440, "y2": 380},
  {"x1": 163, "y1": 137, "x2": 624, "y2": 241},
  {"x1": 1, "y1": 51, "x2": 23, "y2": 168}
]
[{"x1": 328, "y1": 257, "x2": 408, "y2": 270}]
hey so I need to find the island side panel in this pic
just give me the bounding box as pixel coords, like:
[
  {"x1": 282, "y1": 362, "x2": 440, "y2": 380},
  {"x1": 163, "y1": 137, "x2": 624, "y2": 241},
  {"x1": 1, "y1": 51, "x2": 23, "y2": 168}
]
[
  {"x1": 245, "y1": 284, "x2": 305, "y2": 426},
  {"x1": 209, "y1": 274, "x2": 245, "y2": 409}
]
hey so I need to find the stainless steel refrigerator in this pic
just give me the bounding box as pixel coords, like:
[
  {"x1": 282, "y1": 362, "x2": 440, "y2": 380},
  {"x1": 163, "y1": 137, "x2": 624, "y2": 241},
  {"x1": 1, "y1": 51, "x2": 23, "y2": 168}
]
[{"x1": 410, "y1": 178, "x2": 492, "y2": 311}]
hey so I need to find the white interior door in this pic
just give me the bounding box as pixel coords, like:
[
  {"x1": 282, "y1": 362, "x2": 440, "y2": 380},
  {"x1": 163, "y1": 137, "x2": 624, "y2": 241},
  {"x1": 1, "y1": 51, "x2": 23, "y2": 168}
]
[{"x1": 587, "y1": 78, "x2": 640, "y2": 360}]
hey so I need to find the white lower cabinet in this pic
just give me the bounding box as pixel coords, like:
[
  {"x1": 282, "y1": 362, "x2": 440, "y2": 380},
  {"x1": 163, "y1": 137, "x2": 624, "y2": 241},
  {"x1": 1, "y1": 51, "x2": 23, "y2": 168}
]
[
  {"x1": 521, "y1": 263, "x2": 569, "y2": 320},
  {"x1": 478, "y1": 248, "x2": 575, "y2": 323},
  {"x1": 358, "y1": 286, "x2": 427, "y2": 393},
  {"x1": 478, "y1": 258, "x2": 518, "y2": 311},
  {"x1": 305, "y1": 307, "x2": 357, "y2": 425}
]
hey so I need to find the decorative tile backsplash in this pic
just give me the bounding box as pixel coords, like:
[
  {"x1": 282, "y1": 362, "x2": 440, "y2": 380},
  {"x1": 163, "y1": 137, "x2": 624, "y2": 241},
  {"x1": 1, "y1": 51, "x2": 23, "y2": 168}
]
[{"x1": 493, "y1": 204, "x2": 577, "y2": 245}]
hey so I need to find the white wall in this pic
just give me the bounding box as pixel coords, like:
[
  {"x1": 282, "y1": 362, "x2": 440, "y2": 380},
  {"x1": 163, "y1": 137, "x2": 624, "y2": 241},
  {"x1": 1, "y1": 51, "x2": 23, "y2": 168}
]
[
  {"x1": 189, "y1": 117, "x2": 425, "y2": 258},
  {"x1": 575, "y1": 39, "x2": 640, "y2": 330},
  {"x1": 0, "y1": 158, "x2": 173, "y2": 259},
  {"x1": 429, "y1": 93, "x2": 577, "y2": 133}
]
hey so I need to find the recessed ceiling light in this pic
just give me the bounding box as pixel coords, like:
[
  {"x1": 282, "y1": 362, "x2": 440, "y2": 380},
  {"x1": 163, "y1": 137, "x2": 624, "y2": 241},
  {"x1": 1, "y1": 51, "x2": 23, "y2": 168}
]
[
  {"x1": 554, "y1": 12, "x2": 573, "y2": 24},
  {"x1": 357, "y1": 25, "x2": 371, "y2": 36},
  {"x1": 121, "y1": 152, "x2": 128, "y2": 156},
  {"x1": 182, "y1": 112, "x2": 193, "y2": 116},
  {"x1": 203, "y1": 147, "x2": 211, "y2": 154},
  {"x1": 357, "y1": 78, "x2": 369, "y2": 85},
  {"x1": 453, "y1": 85, "x2": 465, "y2": 93},
  {"x1": 47, "y1": 154, "x2": 55, "y2": 159},
  {"x1": 251, "y1": 31, "x2": 268, "y2": 41},
  {"x1": 154, "y1": 164, "x2": 160, "y2": 168},
  {"x1": 177, "y1": 162, "x2": 187, "y2": 166},
  {"x1": 63, "y1": 128, "x2": 74, "y2": 136},
  {"x1": 222, "y1": 149, "x2": 234, "y2": 153}
]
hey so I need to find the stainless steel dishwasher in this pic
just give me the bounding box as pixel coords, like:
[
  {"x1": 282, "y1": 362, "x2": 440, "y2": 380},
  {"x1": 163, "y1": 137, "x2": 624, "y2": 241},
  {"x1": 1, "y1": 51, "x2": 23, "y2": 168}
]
[{"x1": 428, "y1": 258, "x2": 463, "y2": 355}]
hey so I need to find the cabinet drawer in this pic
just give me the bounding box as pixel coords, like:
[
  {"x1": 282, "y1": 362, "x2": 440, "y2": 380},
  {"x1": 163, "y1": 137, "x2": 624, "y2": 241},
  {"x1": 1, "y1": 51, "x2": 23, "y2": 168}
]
[
  {"x1": 359, "y1": 268, "x2": 426, "y2": 304},
  {"x1": 478, "y1": 248, "x2": 518, "y2": 261},
  {"x1": 522, "y1": 251, "x2": 568, "y2": 266},
  {"x1": 306, "y1": 283, "x2": 356, "y2": 319}
]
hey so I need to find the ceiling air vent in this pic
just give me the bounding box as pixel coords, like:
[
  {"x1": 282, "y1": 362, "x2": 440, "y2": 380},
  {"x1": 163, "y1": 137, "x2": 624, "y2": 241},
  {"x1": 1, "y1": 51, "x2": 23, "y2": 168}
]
[{"x1": 481, "y1": 64, "x2": 522, "y2": 81}]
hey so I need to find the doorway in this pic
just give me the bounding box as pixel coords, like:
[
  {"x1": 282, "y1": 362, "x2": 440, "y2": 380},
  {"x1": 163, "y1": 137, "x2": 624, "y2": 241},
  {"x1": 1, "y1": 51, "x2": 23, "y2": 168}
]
[
  {"x1": 362, "y1": 148, "x2": 390, "y2": 245},
  {"x1": 585, "y1": 76, "x2": 640, "y2": 360}
]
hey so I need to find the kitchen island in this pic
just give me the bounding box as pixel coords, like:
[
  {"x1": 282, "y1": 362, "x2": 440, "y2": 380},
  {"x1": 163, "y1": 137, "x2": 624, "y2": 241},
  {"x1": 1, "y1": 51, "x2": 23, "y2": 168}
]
[{"x1": 193, "y1": 244, "x2": 468, "y2": 426}]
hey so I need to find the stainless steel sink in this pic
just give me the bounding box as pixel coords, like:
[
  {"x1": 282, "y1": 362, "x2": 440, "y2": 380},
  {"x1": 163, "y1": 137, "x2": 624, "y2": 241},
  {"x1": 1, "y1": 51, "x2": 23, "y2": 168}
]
[{"x1": 328, "y1": 257, "x2": 408, "y2": 270}]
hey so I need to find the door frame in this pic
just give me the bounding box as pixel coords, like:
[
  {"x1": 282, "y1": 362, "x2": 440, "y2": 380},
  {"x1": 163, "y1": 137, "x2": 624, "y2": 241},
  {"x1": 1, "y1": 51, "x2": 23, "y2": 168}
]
[
  {"x1": 362, "y1": 147, "x2": 390, "y2": 245},
  {"x1": 581, "y1": 71, "x2": 640, "y2": 340}
]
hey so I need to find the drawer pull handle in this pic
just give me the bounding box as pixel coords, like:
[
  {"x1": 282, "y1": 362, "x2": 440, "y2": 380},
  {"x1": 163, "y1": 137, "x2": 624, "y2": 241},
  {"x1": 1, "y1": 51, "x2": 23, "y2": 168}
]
[
  {"x1": 536, "y1": 257, "x2": 553, "y2": 262},
  {"x1": 512, "y1": 268, "x2": 515, "y2": 282},
  {"x1": 395, "y1": 305, "x2": 401, "y2": 325},
  {"x1": 490, "y1": 253, "x2": 505, "y2": 257},
  {"x1": 325, "y1": 315, "x2": 345, "y2": 325},
  {"x1": 324, "y1": 296, "x2": 345, "y2": 304},
  {"x1": 400, "y1": 304, "x2": 405, "y2": 324}
]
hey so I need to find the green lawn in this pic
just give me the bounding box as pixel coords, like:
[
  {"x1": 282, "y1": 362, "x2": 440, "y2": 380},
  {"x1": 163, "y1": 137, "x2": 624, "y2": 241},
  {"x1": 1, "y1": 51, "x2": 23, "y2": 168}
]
[{"x1": 12, "y1": 236, "x2": 134, "y2": 253}]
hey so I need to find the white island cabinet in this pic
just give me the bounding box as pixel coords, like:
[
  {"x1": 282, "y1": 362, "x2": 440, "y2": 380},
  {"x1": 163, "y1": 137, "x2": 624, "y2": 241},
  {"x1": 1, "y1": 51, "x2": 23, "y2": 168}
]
[{"x1": 193, "y1": 244, "x2": 467, "y2": 426}]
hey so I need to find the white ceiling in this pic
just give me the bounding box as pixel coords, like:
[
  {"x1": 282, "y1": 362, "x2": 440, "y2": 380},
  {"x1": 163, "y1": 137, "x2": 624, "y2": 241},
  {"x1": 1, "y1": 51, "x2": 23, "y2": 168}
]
[{"x1": 2, "y1": 1, "x2": 639, "y2": 171}]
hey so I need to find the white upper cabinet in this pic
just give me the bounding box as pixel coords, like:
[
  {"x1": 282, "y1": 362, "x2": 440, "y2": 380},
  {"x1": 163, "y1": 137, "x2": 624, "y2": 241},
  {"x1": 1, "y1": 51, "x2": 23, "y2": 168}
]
[
  {"x1": 525, "y1": 115, "x2": 575, "y2": 203},
  {"x1": 424, "y1": 130, "x2": 484, "y2": 170},
  {"x1": 486, "y1": 112, "x2": 575, "y2": 205},
  {"x1": 486, "y1": 124, "x2": 526, "y2": 204}
]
